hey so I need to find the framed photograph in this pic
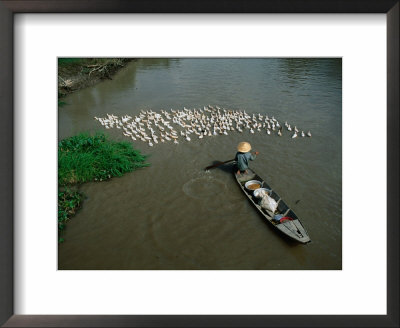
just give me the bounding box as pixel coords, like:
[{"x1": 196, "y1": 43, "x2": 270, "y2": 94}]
[{"x1": 1, "y1": 1, "x2": 398, "y2": 327}]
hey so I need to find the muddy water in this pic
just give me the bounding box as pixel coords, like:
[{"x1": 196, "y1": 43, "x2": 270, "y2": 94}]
[{"x1": 58, "y1": 58, "x2": 342, "y2": 270}]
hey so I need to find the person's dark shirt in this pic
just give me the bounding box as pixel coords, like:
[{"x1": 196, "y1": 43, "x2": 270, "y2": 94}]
[{"x1": 235, "y1": 151, "x2": 256, "y2": 171}]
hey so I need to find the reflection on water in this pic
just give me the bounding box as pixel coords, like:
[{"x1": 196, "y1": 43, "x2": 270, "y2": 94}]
[
  {"x1": 58, "y1": 58, "x2": 342, "y2": 270},
  {"x1": 134, "y1": 58, "x2": 177, "y2": 71}
]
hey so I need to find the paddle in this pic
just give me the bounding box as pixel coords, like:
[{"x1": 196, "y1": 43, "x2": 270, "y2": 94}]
[{"x1": 204, "y1": 159, "x2": 235, "y2": 171}]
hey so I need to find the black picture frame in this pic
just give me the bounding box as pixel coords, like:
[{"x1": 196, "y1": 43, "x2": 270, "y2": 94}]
[{"x1": 0, "y1": 1, "x2": 398, "y2": 327}]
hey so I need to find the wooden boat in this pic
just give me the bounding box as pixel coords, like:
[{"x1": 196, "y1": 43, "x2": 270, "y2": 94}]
[{"x1": 234, "y1": 168, "x2": 311, "y2": 244}]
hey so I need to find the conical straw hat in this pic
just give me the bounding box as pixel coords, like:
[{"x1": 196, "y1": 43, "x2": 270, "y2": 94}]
[{"x1": 237, "y1": 142, "x2": 251, "y2": 152}]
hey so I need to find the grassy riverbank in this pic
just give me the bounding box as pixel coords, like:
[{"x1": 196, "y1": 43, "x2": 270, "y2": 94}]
[
  {"x1": 58, "y1": 188, "x2": 83, "y2": 243},
  {"x1": 58, "y1": 58, "x2": 133, "y2": 97},
  {"x1": 58, "y1": 132, "x2": 149, "y2": 242}
]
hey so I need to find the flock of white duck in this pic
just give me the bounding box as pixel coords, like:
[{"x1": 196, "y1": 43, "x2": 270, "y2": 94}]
[{"x1": 94, "y1": 105, "x2": 312, "y2": 147}]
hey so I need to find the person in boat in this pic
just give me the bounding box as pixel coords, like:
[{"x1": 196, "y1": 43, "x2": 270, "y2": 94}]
[{"x1": 235, "y1": 142, "x2": 259, "y2": 175}]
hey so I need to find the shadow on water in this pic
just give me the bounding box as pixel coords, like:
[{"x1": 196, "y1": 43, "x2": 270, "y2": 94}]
[
  {"x1": 135, "y1": 58, "x2": 178, "y2": 71},
  {"x1": 217, "y1": 163, "x2": 235, "y2": 173},
  {"x1": 205, "y1": 160, "x2": 235, "y2": 173}
]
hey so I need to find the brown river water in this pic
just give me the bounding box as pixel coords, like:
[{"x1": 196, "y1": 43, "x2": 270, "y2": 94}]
[{"x1": 58, "y1": 58, "x2": 342, "y2": 270}]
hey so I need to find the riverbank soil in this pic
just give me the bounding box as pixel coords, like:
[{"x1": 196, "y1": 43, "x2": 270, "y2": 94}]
[{"x1": 58, "y1": 58, "x2": 134, "y2": 97}]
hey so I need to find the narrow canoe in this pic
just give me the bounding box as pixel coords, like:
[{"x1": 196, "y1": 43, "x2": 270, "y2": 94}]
[{"x1": 234, "y1": 168, "x2": 311, "y2": 244}]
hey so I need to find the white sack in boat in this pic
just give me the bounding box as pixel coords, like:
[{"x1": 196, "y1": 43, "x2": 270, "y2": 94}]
[{"x1": 260, "y1": 195, "x2": 278, "y2": 213}]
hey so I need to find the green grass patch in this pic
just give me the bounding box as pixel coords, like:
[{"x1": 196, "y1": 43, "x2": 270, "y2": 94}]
[
  {"x1": 58, "y1": 132, "x2": 149, "y2": 241},
  {"x1": 58, "y1": 188, "x2": 83, "y2": 243},
  {"x1": 59, "y1": 132, "x2": 149, "y2": 185}
]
